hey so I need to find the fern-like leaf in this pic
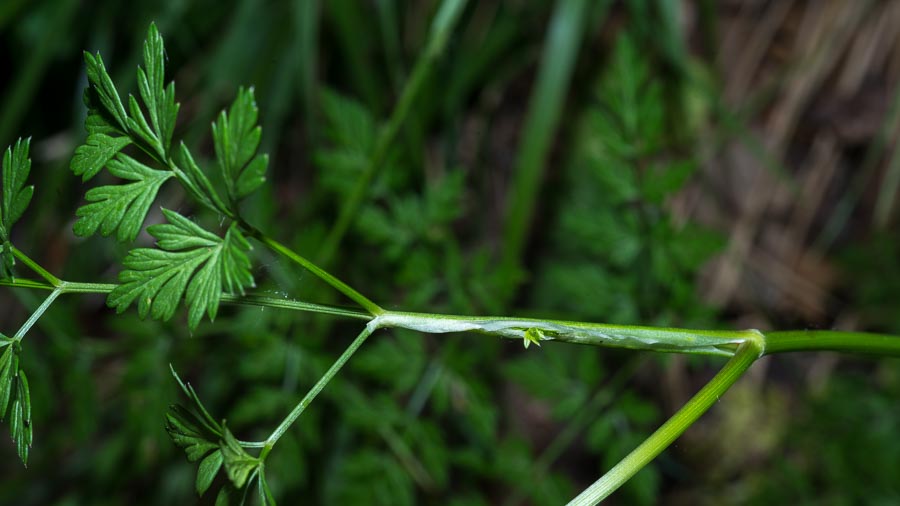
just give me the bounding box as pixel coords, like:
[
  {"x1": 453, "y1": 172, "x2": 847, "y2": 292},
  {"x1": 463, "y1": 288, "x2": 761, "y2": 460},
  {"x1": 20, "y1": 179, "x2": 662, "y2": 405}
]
[
  {"x1": 166, "y1": 365, "x2": 227, "y2": 497},
  {"x1": 73, "y1": 154, "x2": 173, "y2": 242},
  {"x1": 0, "y1": 138, "x2": 34, "y2": 279},
  {"x1": 108, "y1": 209, "x2": 254, "y2": 329}
]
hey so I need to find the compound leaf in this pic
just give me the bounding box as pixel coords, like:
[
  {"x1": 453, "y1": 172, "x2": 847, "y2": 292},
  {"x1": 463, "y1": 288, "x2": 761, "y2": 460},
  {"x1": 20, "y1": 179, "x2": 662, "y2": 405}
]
[
  {"x1": 212, "y1": 87, "x2": 268, "y2": 201},
  {"x1": 70, "y1": 133, "x2": 132, "y2": 182},
  {"x1": 73, "y1": 154, "x2": 173, "y2": 242},
  {"x1": 108, "y1": 209, "x2": 254, "y2": 330}
]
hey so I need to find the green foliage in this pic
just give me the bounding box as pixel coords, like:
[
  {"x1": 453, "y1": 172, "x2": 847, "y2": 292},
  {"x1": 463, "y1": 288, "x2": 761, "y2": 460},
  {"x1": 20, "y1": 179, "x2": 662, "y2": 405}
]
[
  {"x1": 747, "y1": 367, "x2": 900, "y2": 504},
  {"x1": 0, "y1": 138, "x2": 33, "y2": 279},
  {"x1": 167, "y1": 365, "x2": 271, "y2": 503},
  {"x1": 109, "y1": 209, "x2": 254, "y2": 330},
  {"x1": 69, "y1": 23, "x2": 268, "y2": 330},
  {"x1": 75, "y1": 23, "x2": 179, "y2": 241},
  {"x1": 533, "y1": 35, "x2": 722, "y2": 327}
]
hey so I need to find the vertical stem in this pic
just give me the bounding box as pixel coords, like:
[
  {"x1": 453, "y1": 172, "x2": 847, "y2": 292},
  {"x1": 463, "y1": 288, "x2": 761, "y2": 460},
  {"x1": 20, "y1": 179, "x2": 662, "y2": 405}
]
[
  {"x1": 499, "y1": 0, "x2": 594, "y2": 290},
  {"x1": 315, "y1": 0, "x2": 469, "y2": 266},
  {"x1": 262, "y1": 324, "x2": 376, "y2": 453},
  {"x1": 567, "y1": 341, "x2": 761, "y2": 506}
]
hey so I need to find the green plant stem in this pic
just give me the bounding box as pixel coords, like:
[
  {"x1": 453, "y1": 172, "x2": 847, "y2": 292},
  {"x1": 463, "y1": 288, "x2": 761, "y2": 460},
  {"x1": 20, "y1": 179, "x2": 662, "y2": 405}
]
[
  {"x1": 764, "y1": 330, "x2": 900, "y2": 356},
  {"x1": 567, "y1": 341, "x2": 761, "y2": 506},
  {"x1": 261, "y1": 324, "x2": 376, "y2": 455},
  {"x1": 5, "y1": 269, "x2": 900, "y2": 356},
  {"x1": 315, "y1": 0, "x2": 469, "y2": 266},
  {"x1": 245, "y1": 228, "x2": 382, "y2": 315},
  {"x1": 373, "y1": 310, "x2": 762, "y2": 357}
]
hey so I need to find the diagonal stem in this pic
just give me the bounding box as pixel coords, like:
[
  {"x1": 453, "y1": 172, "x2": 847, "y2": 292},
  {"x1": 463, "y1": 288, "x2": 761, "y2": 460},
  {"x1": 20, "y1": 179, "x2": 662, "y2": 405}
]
[
  {"x1": 261, "y1": 323, "x2": 377, "y2": 456},
  {"x1": 246, "y1": 228, "x2": 383, "y2": 316},
  {"x1": 566, "y1": 341, "x2": 761, "y2": 506},
  {"x1": 315, "y1": 0, "x2": 469, "y2": 266}
]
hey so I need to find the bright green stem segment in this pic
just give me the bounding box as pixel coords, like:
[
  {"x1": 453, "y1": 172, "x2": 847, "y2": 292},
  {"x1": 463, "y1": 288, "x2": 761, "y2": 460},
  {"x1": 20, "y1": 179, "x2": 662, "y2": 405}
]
[
  {"x1": 567, "y1": 341, "x2": 761, "y2": 506},
  {"x1": 315, "y1": 0, "x2": 469, "y2": 266},
  {"x1": 263, "y1": 324, "x2": 376, "y2": 452},
  {"x1": 246, "y1": 228, "x2": 383, "y2": 316},
  {"x1": 764, "y1": 330, "x2": 900, "y2": 356}
]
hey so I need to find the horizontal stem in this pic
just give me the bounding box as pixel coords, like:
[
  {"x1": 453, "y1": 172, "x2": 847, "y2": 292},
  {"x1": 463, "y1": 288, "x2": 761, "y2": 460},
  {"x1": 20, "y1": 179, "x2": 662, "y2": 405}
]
[
  {"x1": 373, "y1": 311, "x2": 763, "y2": 357},
  {"x1": 567, "y1": 341, "x2": 761, "y2": 506},
  {"x1": 5, "y1": 274, "x2": 900, "y2": 356}
]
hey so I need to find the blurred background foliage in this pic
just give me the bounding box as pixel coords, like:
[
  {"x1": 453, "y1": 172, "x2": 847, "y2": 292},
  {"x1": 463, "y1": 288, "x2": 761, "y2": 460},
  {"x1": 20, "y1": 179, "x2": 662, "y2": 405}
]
[{"x1": 1, "y1": 0, "x2": 899, "y2": 504}]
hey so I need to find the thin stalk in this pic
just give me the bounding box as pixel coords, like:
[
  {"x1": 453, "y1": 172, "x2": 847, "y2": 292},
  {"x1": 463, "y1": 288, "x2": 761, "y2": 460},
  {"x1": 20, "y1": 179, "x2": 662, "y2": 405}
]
[
  {"x1": 262, "y1": 324, "x2": 376, "y2": 454},
  {"x1": 247, "y1": 229, "x2": 383, "y2": 316},
  {"x1": 315, "y1": 0, "x2": 469, "y2": 265},
  {"x1": 567, "y1": 341, "x2": 761, "y2": 506}
]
